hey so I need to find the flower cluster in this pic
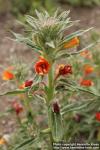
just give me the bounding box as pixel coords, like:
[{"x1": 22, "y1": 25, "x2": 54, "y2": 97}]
[{"x1": 79, "y1": 49, "x2": 94, "y2": 87}]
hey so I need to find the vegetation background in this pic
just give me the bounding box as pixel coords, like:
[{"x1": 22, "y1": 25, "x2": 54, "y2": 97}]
[{"x1": 0, "y1": 0, "x2": 100, "y2": 149}]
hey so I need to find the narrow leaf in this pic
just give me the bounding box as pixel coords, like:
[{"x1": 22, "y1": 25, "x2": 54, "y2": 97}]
[
  {"x1": 14, "y1": 137, "x2": 35, "y2": 150},
  {"x1": 61, "y1": 27, "x2": 93, "y2": 45},
  {"x1": 0, "y1": 88, "x2": 29, "y2": 96},
  {"x1": 49, "y1": 107, "x2": 63, "y2": 142},
  {"x1": 12, "y1": 32, "x2": 41, "y2": 51}
]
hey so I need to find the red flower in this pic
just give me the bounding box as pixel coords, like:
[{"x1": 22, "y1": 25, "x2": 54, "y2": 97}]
[
  {"x1": 83, "y1": 64, "x2": 94, "y2": 75},
  {"x1": 52, "y1": 102, "x2": 60, "y2": 113},
  {"x1": 96, "y1": 112, "x2": 100, "y2": 121},
  {"x1": 2, "y1": 70, "x2": 14, "y2": 80},
  {"x1": 80, "y1": 79, "x2": 94, "y2": 87},
  {"x1": 12, "y1": 101, "x2": 23, "y2": 115},
  {"x1": 57, "y1": 64, "x2": 72, "y2": 76},
  {"x1": 34, "y1": 57, "x2": 50, "y2": 75}
]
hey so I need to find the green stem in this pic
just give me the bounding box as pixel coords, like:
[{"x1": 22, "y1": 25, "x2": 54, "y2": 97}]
[
  {"x1": 46, "y1": 65, "x2": 54, "y2": 149},
  {"x1": 23, "y1": 94, "x2": 37, "y2": 127},
  {"x1": 48, "y1": 107, "x2": 53, "y2": 150},
  {"x1": 16, "y1": 114, "x2": 22, "y2": 126},
  {"x1": 47, "y1": 67, "x2": 54, "y2": 102}
]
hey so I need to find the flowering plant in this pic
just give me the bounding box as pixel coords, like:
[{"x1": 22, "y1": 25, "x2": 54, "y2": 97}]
[{"x1": 0, "y1": 10, "x2": 100, "y2": 150}]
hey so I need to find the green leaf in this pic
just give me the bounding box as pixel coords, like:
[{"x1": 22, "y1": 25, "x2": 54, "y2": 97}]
[
  {"x1": 55, "y1": 43, "x2": 94, "y2": 60},
  {"x1": 49, "y1": 107, "x2": 63, "y2": 142},
  {"x1": 46, "y1": 41, "x2": 55, "y2": 48},
  {"x1": 12, "y1": 32, "x2": 41, "y2": 51},
  {"x1": 59, "y1": 79, "x2": 100, "y2": 97},
  {"x1": 0, "y1": 88, "x2": 29, "y2": 96},
  {"x1": 14, "y1": 137, "x2": 35, "y2": 150},
  {"x1": 61, "y1": 27, "x2": 93, "y2": 45},
  {"x1": 25, "y1": 15, "x2": 40, "y2": 30},
  {"x1": 61, "y1": 101, "x2": 92, "y2": 115},
  {"x1": 41, "y1": 128, "x2": 51, "y2": 134}
]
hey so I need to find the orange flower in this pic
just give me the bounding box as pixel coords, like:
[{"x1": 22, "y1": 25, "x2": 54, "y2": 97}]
[
  {"x1": 83, "y1": 64, "x2": 94, "y2": 75},
  {"x1": 12, "y1": 101, "x2": 23, "y2": 115},
  {"x1": 34, "y1": 57, "x2": 50, "y2": 75},
  {"x1": 19, "y1": 83, "x2": 25, "y2": 89},
  {"x1": 96, "y1": 112, "x2": 100, "y2": 122},
  {"x1": 80, "y1": 50, "x2": 92, "y2": 59},
  {"x1": 57, "y1": 64, "x2": 72, "y2": 76},
  {"x1": 80, "y1": 79, "x2": 94, "y2": 86},
  {"x1": 0, "y1": 137, "x2": 6, "y2": 145},
  {"x1": 2, "y1": 70, "x2": 14, "y2": 80},
  {"x1": 64, "y1": 37, "x2": 79, "y2": 49}
]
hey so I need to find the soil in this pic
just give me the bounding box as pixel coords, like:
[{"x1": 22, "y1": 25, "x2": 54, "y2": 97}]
[{"x1": 0, "y1": 4, "x2": 100, "y2": 135}]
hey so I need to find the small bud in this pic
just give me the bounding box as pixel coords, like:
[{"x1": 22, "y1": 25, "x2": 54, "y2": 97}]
[
  {"x1": 12, "y1": 101, "x2": 23, "y2": 115},
  {"x1": 25, "y1": 80, "x2": 33, "y2": 87},
  {"x1": 52, "y1": 102, "x2": 60, "y2": 113}
]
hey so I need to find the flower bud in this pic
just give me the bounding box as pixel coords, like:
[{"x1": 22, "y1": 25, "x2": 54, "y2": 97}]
[
  {"x1": 25, "y1": 80, "x2": 33, "y2": 87},
  {"x1": 52, "y1": 102, "x2": 60, "y2": 113},
  {"x1": 12, "y1": 101, "x2": 23, "y2": 115}
]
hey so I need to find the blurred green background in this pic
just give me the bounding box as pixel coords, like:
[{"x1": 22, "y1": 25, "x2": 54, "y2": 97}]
[{"x1": 0, "y1": 0, "x2": 100, "y2": 17}]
